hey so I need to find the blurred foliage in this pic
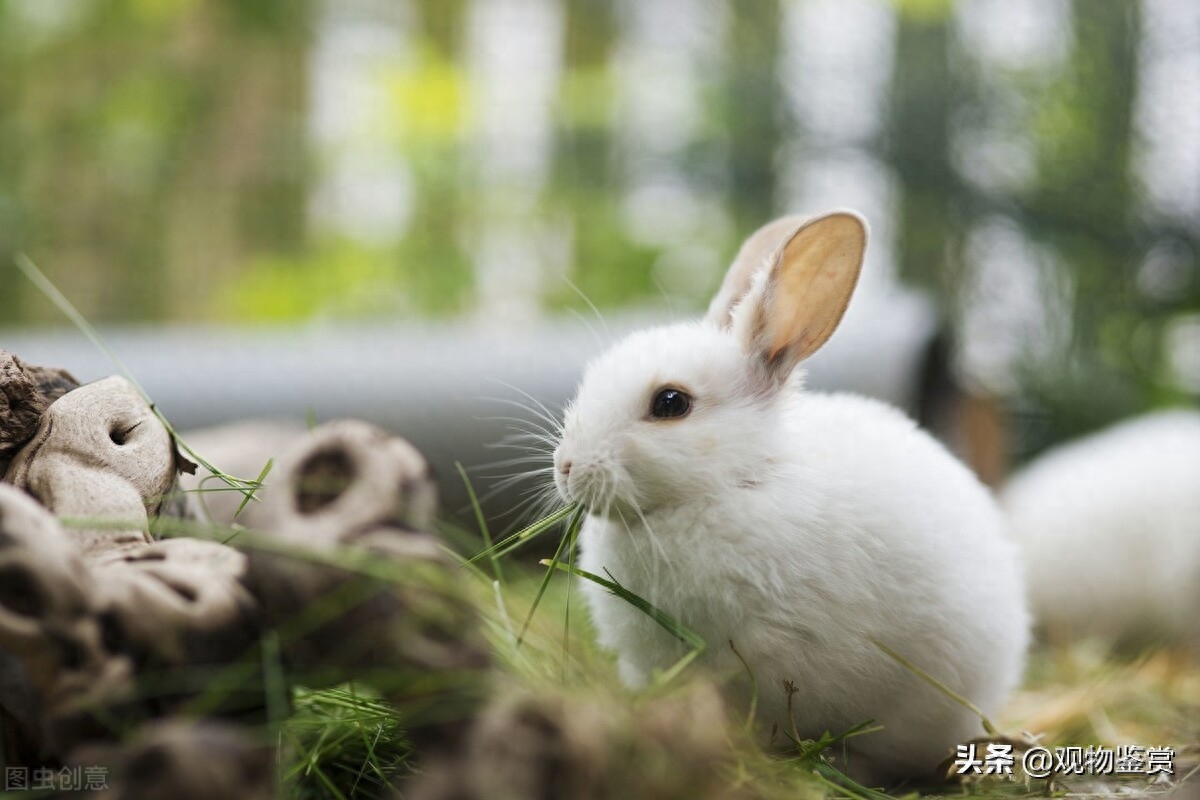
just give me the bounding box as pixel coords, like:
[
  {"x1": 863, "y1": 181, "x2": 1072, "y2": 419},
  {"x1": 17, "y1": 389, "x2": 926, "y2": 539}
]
[
  {"x1": 0, "y1": 0, "x2": 312, "y2": 322},
  {"x1": 0, "y1": 0, "x2": 1197, "y2": 457},
  {"x1": 885, "y1": 0, "x2": 1199, "y2": 456}
]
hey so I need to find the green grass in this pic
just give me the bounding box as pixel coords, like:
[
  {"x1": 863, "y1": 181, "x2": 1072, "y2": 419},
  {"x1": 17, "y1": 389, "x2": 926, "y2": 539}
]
[{"x1": 284, "y1": 686, "x2": 411, "y2": 800}]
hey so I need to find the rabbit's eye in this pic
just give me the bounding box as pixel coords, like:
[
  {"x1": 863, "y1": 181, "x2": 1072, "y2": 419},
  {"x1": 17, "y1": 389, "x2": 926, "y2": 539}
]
[{"x1": 650, "y1": 388, "x2": 692, "y2": 419}]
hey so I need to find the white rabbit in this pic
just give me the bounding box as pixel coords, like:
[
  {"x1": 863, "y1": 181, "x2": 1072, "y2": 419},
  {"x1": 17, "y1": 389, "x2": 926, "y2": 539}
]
[
  {"x1": 552, "y1": 212, "x2": 1029, "y2": 785},
  {"x1": 1002, "y1": 409, "x2": 1200, "y2": 645}
]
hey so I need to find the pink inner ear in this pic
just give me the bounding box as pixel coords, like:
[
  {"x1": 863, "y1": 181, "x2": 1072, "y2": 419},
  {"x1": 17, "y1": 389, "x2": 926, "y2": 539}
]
[{"x1": 764, "y1": 213, "x2": 866, "y2": 367}]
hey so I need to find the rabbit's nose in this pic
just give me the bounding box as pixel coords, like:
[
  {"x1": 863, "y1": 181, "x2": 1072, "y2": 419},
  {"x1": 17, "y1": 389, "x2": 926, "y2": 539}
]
[{"x1": 559, "y1": 460, "x2": 573, "y2": 477}]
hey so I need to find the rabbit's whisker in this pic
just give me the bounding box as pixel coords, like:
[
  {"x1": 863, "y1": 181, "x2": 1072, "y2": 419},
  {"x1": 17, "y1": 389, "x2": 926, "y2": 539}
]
[
  {"x1": 482, "y1": 383, "x2": 565, "y2": 434},
  {"x1": 561, "y1": 274, "x2": 612, "y2": 344}
]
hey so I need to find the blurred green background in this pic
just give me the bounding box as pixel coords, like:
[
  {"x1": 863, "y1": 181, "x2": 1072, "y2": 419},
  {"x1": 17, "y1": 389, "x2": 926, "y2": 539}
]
[{"x1": 0, "y1": 0, "x2": 1197, "y2": 457}]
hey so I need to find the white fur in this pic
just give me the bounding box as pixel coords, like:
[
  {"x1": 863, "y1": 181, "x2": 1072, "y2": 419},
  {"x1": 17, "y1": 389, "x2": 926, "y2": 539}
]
[
  {"x1": 553, "y1": 319, "x2": 1029, "y2": 783},
  {"x1": 1002, "y1": 410, "x2": 1200, "y2": 644}
]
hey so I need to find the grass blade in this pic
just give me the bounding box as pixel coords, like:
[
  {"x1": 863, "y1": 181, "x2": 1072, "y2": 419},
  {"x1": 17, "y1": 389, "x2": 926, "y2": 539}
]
[
  {"x1": 562, "y1": 508, "x2": 577, "y2": 673},
  {"x1": 464, "y1": 503, "x2": 577, "y2": 566},
  {"x1": 812, "y1": 765, "x2": 897, "y2": 800},
  {"x1": 871, "y1": 638, "x2": 998, "y2": 737},
  {"x1": 541, "y1": 560, "x2": 706, "y2": 654},
  {"x1": 233, "y1": 458, "x2": 274, "y2": 521},
  {"x1": 456, "y1": 462, "x2": 502, "y2": 583},
  {"x1": 518, "y1": 505, "x2": 584, "y2": 647},
  {"x1": 729, "y1": 639, "x2": 759, "y2": 730}
]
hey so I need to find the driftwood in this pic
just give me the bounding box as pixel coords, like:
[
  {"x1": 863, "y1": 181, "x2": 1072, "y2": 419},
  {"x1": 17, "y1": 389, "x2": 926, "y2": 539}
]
[
  {"x1": 408, "y1": 681, "x2": 750, "y2": 800},
  {"x1": 0, "y1": 482, "x2": 261, "y2": 758},
  {"x1": 0, "y1": 485, "x2": 135, "y2": 761},
  {"x1": 0, "y1": 350, "x2": 79, "y2": 477},
  {"x1": 4, "y1": 375, "x2": 176, "y2": 561},
  {"x1": 261, "y1": 419, "x2": 439, "y2": 545},
  {"x1": 71, "y1": 720, "x2": 274, "y2": 800},
  {"x1": 0, "y1": 357, "x2": 489, "y2": 793},
  {"x1": 243, "y1": 420, "x2": 489, "y2": 748},
  {"x1": 0, "y1": 370, "x2": 261, "y2": 757}
]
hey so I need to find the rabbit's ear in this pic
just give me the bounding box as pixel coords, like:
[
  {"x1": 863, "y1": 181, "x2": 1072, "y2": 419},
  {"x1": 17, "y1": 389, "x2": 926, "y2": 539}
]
[
  {"x1": 733, "y1": 211, "x2": 866, "y2": 379},
  {"x1": 705, "y1": 215, "x2": 813, "y2": 330}
]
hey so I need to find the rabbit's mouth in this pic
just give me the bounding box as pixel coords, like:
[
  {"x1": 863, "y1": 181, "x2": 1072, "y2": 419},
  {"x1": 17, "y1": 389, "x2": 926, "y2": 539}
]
[
  {"x1": 565, "y1": 481, "x2": 649, "y2": 523},
  {"x1": 556, "y1": 474, "x2": 601, "y2": 513},
  {"x1": 552, "y1": 443, "x2": 647, "y2": 519},
  {"x1": 556, "y1": 467, "x2": 629, "y2": 520}
]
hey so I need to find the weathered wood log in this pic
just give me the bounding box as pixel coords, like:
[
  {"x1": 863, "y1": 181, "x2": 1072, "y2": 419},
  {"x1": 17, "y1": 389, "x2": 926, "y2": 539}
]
[
  {"x1": 243, "y1": 421, "x2": 490, "y2": 723},
  {"x1": 408, "y1": 681, "x2": 750, "y2": 800},
  {"x1": 0, "y1": 358, "x2": 490, "y2": 784},
  {"x1": 90, "y1": 540, "x2": 262, "y2": 708},
  {"x1": 70, "y1": 720, "x2": 274, "y2": 800},
  {"x1": 0, "y1": 485, "x2": 136, "y2": 760},
  {"x1": 0, "y1": 376, "x2": 259, "y2": 758},
  {"x1": 0, "y1": 350, "x2": 79, "y2": 477},
  {"x1": 4, "y1": 376, "x2": 174, "y2": 561},
  {"x1": 262, "y1": 419, "x2": 439, "y2": 545}
]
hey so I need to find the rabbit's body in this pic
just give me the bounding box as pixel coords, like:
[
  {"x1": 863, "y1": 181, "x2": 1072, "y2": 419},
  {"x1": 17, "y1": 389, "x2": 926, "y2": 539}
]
[
  {"x1": 553, "y1": 213, "x2": 1029, "y2": 784},
  {"x1": 577, "y1": 380, "x2": 1026, "y2": 781}
]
